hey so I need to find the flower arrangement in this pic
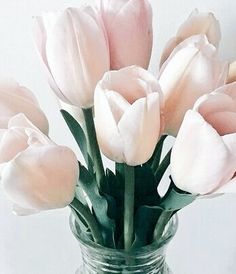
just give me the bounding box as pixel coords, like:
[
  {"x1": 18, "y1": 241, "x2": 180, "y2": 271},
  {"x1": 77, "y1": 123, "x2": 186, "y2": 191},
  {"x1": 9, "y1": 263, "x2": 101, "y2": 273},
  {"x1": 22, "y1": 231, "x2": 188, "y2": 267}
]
[{"x1": 1, "y1": 0, "x2": 236, "y2": 272}]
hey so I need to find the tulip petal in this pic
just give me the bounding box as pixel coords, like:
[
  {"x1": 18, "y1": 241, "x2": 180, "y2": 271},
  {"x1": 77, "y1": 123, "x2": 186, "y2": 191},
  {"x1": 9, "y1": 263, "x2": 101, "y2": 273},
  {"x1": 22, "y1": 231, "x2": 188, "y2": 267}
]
[
  {"x1": 159, "y1": 35, "x2": 228, "y2": 135},
  {"x1": 0, "y1": 83, "x2": 49, "y2": 134},
  {"x1": 8, "y1": 113, "x2": 38, "y2": 129},
  {"x1": 118, "y1": 92, "x2": 161, "y2": 165},
  {"x1": 101, "y1": 66, "x2": 159, "y2": 104},
  {"x1": 94, "y1": 87, "x2": 124, "y2": 162},
  {"x1": 33, "y1": 15, "x2": 71, "y2": 104},
  {"x1": 160, "y1": 9, "x2": 221, "y2": 66},
  {"x1": 12, "y1": 204, "x2": 40, "y2": 216},
  {"x1": 205, "y1": 111, "x2": 236, "y2": 135},
  {"x1": 105, "y1": 90, "x2": 130, "y2": 123},
  {"x1": 45, "y1": 7, "x2": 109, "y2": 107},
  {"x1": 194, "y1": 92, "x2": 235, "y2": 114},
  {"x1": 194, "y1": 84, "x2": 236, "y2": 135},
  {"x1": 8, "y1": 113, "x2": 52, "y2": 147},
  {"x1": 25, "y1": 128, "x2": 54, "y2": 147},
  {"x1": 0, "y1": 79, "x2": 39, "y2": 106},
  {"x1": 177, "y1": 9, "x2": 221, "y2": 47},
  {"x1": 214, "y1": 176, "x2": 236, "y2": 194},
  {"x1": 2, "y1": 145, "x2": 78, "y2": 210},
  {"x1": 101, "y1": 0, "x2": 152, "y2": 69},
  {"x1": 216, "y1": 81, "x2": 236, "y2": 99},
  {"x1": 159, "y1": 37, "x2": 179, "y2": 68},
  {"x1": 0, "y1": 128, "x2": 28, "y2": 164},
  {"x1": 171, "y1": 110, "x2": 234, "y2": 194}
]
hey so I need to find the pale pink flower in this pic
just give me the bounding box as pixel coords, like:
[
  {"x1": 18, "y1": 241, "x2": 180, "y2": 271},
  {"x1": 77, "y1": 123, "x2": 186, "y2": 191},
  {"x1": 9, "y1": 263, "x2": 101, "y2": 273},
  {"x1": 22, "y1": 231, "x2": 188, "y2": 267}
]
[
  {"x1": 0, "y1": 79, "x2": 48, "y2": 134},
  {"x1": 94, "y1": 66, "x2": 163, "y2": 166},
  {"x1": 0, "y1": 114, "x2": 78, "y2": 215},
  {"x1": 99, "y1": 0, "x2": 153, "y2": 69},
  {"x1": 160, "y1": 9, "x2": 221, "y2": 66},
  {"x1": 33, "y1": 7, "x2": 109, "y2": 108},
  {"x1": 159, "y1": 35, "x2": 228, "y2": 136},
  {"x1": 171, "y1": 82, "x2": 236, "y2": 195}
]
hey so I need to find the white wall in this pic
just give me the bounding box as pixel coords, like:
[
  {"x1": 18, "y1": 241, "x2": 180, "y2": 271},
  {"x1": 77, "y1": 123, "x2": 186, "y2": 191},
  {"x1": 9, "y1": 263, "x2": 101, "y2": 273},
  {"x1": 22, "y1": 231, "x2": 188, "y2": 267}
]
[{"x1": 1, "y1": 0, "x2": 236, "y2": 273}]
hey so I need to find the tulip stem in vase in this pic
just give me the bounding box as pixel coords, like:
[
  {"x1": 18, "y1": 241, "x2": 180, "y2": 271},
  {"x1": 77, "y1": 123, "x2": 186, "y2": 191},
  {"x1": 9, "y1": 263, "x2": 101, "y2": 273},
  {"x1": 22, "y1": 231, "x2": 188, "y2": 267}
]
[
  {"x1": 124, "y1": 164, "x2": 135, "y2": 251},
  {"x1": 70, "y1": 198, "x2": 104, "y2": 245},
  {"x1": 82, "y1": 107, "x2": 105, "y2": 191},
  {"x1": 153, "y1": 210, "x2": 174, "y2": 242}
]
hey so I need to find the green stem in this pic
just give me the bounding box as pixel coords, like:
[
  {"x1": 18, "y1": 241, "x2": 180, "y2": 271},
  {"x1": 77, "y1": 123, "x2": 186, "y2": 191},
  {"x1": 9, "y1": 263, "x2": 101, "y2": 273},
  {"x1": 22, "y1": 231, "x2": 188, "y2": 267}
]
[
  {"x1": 150, "y1": 135, "x2": 167, "y2": 171},
  {"x1": 153, "y1": 210, "x2": 173, "y2": 242},
  {"x1": 124, "y1": 164, "x2": 135, "y2": 251},
  {"x1": 82, "y1": 108, "x2": 105, "y2": 191},
  {"x1": 154, "y1": 149, "x2": 172, "y2": 183},
  {"x1": 70, "y1": 198, "x2": 103, "y2": 245}
]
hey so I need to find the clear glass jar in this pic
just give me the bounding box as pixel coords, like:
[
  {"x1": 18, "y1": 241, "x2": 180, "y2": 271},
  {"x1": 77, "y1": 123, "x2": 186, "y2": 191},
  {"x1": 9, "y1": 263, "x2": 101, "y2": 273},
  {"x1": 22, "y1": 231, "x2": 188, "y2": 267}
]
[{"x1": 70, "y1": 214, "x2": 178, "y2": 274}]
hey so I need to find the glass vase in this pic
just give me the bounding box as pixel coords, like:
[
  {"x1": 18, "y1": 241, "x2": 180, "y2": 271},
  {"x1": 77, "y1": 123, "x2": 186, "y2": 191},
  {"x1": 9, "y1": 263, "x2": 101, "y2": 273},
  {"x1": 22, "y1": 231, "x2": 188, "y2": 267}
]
[{"x1": 70, "y1": 214, "x2": 178, "y2": 274}]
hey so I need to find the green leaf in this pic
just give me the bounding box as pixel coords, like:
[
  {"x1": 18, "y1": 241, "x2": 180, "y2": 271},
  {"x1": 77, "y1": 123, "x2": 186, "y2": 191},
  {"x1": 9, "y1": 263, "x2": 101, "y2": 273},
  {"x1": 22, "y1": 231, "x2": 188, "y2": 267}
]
[
  {"x1": 161, "y1": 184, "x2": 197, "y2": 211},
  {"x1": 108, "y1": 165, "x2": 161, "y2": 248},
  {"x1": 60, "y1": 109, "x2": 93, "y2": 170},
  {"x1": 148, "y1": 135, "x2": 167, "y2": 170},
  {"x1": 154, "y1": 149, "x2": 171, "y2": 182},
  {"x1": 107, "y1": 167, "x2": 124, "y2": 202},
  {"x1": 75, "y1": 184, "x2": 87, "y2": 206},
  {"x1": 115, "y1": 163, "x2": 125, "y2": 181},
  {"x1": 106, "y1": 168, "x2": 124, "y2": 247},
  {"x1": 70, "y1": 208, "x2": 93, "y2": 242},
  {"x1": 79, "y1": 164, "x2": 116, "y2": 248},
  {"x1": 134, "y1": 165, "x2": 161, "y2": 207},
  {"x1": 132, "y1": 205, "x2": 163, "y2": 249}
]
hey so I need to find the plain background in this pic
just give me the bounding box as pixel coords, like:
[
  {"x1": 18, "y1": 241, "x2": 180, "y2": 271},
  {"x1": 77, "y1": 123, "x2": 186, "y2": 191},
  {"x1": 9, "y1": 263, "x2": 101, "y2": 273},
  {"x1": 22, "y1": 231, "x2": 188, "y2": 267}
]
[{"x1": 1, "y1": 0, "x2": 236, "y2": 273}]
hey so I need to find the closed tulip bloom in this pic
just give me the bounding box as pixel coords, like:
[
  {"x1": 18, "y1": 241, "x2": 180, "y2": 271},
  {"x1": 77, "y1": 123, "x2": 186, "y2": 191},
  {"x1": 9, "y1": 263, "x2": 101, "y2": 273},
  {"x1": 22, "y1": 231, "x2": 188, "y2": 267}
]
[
  {"x1": 94, "y1": 66, "x2": 163, "y2": 166},
  {"x1": 159, "y1": 34, "x2": 228, "y2": 136},
  {"x1": 0, "y1": 79, "x2": 48, "y2": 134},
  {"x1": 34, "y1": 6, "x2": 110, "y2": 108},
  {"x1": 0, "y1": 114, "x2": 78, "y2": 215},
  {"x1": 171, "y1": 82, "x2": 236, "y2": 195},
  {"x1": 160, "y1": 9, "x2": 221, "y2": 66},
  {"x1": 99, "y1": 0, "x2": 152, "y2": 69}
]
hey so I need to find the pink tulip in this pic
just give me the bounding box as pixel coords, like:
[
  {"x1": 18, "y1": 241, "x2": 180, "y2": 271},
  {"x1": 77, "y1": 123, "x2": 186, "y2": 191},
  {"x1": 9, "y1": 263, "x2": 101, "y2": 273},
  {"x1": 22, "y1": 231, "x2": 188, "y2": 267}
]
[
  {"x1": 0, "y1": 114, "x2": 78, "y2": 215},
  {"x1": 94, "y1": 66, "x2": 163, "y2": 166},
  {"x1": 160, "y1": 9, "x2": 221, "y2": 66},
  {"x1": 99, "y1": 0, "x2": 153, "y2": 69},
  {"x1": 0, "y1": 79, "x2": 48, "y2": 134},
  {"x1": 159, "y1": 34, "x2": 228, "y2": 136},
  {"x1": 171, "y1": 82, "x2": 236, "y2": 195},
  {"x1": 34, "y1": 7, "x2": 109, "y2": 108}
]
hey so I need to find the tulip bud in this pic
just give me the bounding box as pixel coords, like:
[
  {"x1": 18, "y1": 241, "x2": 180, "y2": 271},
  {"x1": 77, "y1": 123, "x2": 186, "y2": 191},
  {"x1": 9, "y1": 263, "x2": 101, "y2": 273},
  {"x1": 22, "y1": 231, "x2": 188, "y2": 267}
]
[
  {"x1": 171, "y1": 82, "x2": 236, "y2": 195},
  {"x1": 0, "y1": 79, "x2": 49, "y2": 134},
  {"x1": 160, "y1": 9, "x2": 221, "y2": 66},
  {"x1": 159, "y1": 34, "x2": 228, "y2": 136},
  {"x1": 94, "y1": 66, "x2": 163, "y2": 166},
  {"x1": 0, "y1": 114, "x2": 78, "y2": 214},
  {"x1": 34, "y1": 7, "x2": 110, "y2": 108},
  {"x1": 99, "y1": 0, "x2": 153, "y2": 69}
]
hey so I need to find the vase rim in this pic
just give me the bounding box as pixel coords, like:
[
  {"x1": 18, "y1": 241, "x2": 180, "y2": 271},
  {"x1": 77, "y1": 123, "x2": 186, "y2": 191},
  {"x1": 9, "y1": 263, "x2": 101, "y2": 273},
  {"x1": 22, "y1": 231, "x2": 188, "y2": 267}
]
[{"x1": 70, "y1": 214, "x2": 178, "y2": 255}]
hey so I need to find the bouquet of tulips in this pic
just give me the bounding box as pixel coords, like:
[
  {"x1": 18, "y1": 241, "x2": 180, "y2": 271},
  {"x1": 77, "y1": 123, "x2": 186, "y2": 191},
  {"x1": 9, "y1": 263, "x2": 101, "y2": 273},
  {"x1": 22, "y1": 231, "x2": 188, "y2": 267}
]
[{"x1": 1, "y1": 0, "x2": 236, "y2": 254}]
